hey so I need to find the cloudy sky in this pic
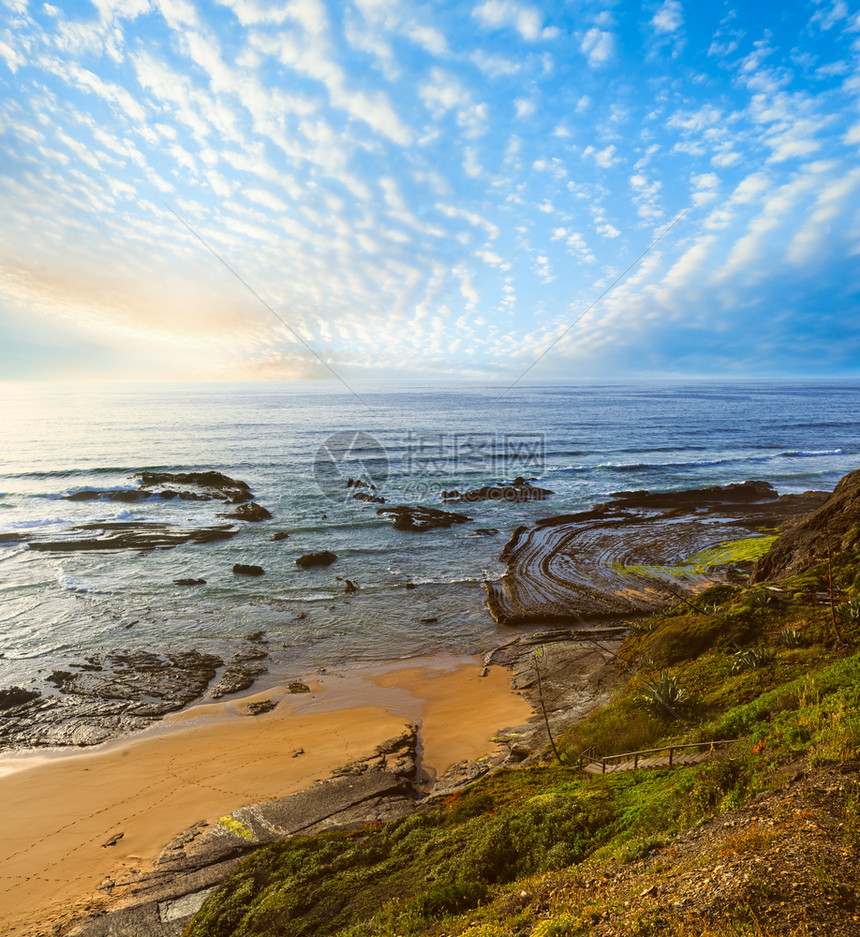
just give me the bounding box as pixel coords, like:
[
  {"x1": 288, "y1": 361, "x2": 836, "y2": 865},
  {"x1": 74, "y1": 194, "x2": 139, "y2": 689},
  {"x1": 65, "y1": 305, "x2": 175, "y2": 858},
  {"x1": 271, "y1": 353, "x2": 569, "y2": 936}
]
[{"x1": 0, "y1": 0, "x2": 859, "y2": 382}]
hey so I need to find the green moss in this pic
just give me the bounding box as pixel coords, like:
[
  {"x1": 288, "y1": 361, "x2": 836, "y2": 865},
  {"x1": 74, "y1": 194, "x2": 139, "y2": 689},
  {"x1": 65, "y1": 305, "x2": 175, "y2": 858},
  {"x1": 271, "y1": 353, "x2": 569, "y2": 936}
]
[{"x1": 615, "y1": 535, "x2": 777, "y2": 585}]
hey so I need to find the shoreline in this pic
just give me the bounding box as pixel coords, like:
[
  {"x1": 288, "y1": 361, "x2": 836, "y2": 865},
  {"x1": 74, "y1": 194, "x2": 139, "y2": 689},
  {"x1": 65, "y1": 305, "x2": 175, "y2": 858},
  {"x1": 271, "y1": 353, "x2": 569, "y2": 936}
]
[{"x1": 0, "y1": 654, "x2": 534, "y2": 936}]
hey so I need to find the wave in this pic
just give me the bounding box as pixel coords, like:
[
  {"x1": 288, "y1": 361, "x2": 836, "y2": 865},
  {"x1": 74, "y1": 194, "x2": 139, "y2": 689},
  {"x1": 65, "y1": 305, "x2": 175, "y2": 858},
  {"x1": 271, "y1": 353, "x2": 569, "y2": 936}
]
[
  {"x1": 780, "y1": 449, "x2": 843, "y2": 457},
  {"x1": 554, "y1": 449, "x2": 846, "y2": 474},
  {"x1": 57, "y1": 574, "x2": 104, "y2": 594}
]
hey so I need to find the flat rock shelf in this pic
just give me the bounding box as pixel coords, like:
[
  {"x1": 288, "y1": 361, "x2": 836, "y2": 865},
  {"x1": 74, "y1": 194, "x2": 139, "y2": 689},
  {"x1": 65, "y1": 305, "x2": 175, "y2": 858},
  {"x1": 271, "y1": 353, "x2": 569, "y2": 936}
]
[{"x1": 485, "y1": 481, "x2": 827, "y2": 626}]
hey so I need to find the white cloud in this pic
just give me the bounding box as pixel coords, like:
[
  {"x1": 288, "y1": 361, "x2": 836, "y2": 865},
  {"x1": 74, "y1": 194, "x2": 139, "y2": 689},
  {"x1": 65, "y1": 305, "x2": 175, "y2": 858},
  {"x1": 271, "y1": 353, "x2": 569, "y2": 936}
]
[
  {"x1": 580, "y1": 28, "x2": 615, "y2": 67},
  {"x1": 652, "y1": 0, "x2": 683, "y2": 34},
  {"x1": 514, "y1": 97, "x2": 536, "y2": 119},
  {"x1": 471, "y1": 0, "x2": 558, "y2": 41},
  {"x1": 406, "y1": 24, "x2": 448, "y2": 55},
  {"x1": 471, "y1": 50, "x2": 520, "y2": 76},
  {"x1": 0, "y1": 36, "x2": 23, "y2": 72},
  {"x1": 419, "y1": 68, "x2": 487, "y2": 137},
  {"x1": 583, "y1": 144, "x2": 618, "y2": 167}
]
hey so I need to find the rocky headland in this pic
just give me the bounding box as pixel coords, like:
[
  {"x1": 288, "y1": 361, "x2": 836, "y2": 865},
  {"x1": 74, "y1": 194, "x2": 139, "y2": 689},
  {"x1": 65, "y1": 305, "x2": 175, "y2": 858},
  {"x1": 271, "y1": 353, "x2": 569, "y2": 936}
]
[{"x1": 486, "y1": 480, "x2": 827, "y2": 626}]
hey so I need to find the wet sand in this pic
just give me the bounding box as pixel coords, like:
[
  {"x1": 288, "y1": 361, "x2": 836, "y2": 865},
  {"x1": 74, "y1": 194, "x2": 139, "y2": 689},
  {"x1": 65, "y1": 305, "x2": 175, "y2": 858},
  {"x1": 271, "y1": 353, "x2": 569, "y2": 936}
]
[{"x1": 0, "y1": 656, "x2": 532, "y2": 936}]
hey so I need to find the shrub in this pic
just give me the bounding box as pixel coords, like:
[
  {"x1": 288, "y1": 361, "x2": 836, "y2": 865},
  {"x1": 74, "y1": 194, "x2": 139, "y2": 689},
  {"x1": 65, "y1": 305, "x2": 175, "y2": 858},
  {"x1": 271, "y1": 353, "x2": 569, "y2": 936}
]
[
  {"x1": 530, "y1": 915, "x2": 579, "y2": 937},
  {"x1": 561, "y1": 696, "x2": 665, "y2": 758},
  {"x1": 637, "y1": 671, "x2": 688, "y2": 718}
]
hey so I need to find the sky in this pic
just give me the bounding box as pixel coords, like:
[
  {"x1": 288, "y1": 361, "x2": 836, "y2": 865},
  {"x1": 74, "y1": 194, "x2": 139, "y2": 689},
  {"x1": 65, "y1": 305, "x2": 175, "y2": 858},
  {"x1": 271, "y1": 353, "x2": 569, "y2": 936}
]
[{"x1": 0, "y1": 0, "x2": 859, "y2": 382}]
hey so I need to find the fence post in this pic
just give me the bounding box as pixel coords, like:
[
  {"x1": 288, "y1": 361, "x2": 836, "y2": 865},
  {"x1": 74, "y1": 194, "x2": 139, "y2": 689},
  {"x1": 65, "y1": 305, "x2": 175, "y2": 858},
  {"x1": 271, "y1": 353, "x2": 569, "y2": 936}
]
[
  {"x1": 602, "y1": 759, "x2": 606, "y2": 774},
  {"x1": 634, "y1": 753, "x2": 639, "y2": 770},
  {"x1": 669, "y1": 747, "x2": 674, "y2": 767}
]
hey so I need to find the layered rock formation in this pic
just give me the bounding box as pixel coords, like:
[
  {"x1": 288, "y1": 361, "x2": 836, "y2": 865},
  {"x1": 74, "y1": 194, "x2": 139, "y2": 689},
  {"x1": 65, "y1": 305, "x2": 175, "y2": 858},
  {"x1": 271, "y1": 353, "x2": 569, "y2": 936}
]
[{"x1": 486, "y1": 481, "x2": 827, "y2": 626}]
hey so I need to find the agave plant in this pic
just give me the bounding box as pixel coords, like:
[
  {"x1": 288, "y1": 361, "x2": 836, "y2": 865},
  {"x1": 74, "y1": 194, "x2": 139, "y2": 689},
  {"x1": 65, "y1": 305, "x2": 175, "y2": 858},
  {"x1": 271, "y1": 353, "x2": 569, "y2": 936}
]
[
  {"x1": 637, "y1": 670, "x2": 687, "y2": 717},
  {"x1": 732, "y1": 645, "x2": 770, "y2": 673},
  {"x1": 780, "y1": 627, "x2": 801, "y2": 648}
]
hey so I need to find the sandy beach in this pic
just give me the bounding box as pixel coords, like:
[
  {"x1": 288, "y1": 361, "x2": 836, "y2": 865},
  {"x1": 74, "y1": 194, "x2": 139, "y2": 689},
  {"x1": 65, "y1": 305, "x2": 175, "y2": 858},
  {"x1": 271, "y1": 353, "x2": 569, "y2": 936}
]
[{"x1": 0, "y1": 656, "x2": 532, "y2": 936}]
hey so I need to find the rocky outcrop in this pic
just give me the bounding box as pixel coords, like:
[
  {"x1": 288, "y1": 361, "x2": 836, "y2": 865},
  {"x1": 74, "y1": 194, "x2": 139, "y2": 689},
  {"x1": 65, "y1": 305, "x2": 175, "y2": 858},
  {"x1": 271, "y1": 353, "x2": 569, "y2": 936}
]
[
  {"x1": 12, "y1": 471, "x2": 272, "y2": 552},
  {"x1": 377, "y1": 505, "x2": 471, "y2": 532},
  {"x1": 233, "y1": 563, "x2": 264, "y2": 576},
  {"x1": 296, "y1": 551, "x2": 338, "y2": 568},
  {"x1": 65, "y1": 471, "x2": 255, "y2": 505},
  {"x1": 486, "y1": 481, "x2": 829, "y2": 626},
  {"x1": 0, "y1": 650, "x2": 222, "y2": 752},
  {"x1": 20, "y1": 521, "x2": 240, "y2": 552},
  {"x1": 442, "y1": 477, "x2": 553, "y2": 503},
  {"x1": 751, "y1": 467, "x2": 860, "y2": 582},
  {"x1": 218, "y1": 502, "x2": 272, "y2": 522}
]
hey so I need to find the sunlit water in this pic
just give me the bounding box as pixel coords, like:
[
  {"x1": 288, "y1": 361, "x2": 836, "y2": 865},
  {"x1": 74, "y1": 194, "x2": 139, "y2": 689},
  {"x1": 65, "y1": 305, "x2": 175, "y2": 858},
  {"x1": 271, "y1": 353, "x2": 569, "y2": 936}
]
[{"x1": 1, "y1": 380, "x2": 858, "y2": 688}]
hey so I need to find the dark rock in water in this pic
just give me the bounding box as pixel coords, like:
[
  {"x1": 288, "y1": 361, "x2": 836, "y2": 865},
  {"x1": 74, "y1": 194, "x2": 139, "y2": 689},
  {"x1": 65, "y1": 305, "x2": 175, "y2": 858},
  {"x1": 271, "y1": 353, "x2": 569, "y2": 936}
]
[
  {"x1": 296, "y1": 551, "x2": 338, "y2": 568},
  {"x1": 246, "y1": 699, "x2": 277, "y2": 716},
  {"x1": 64, "y1": 470, "x2": 257, "y2": 506},
  {"x1": 245, "y1": 630, "x2": 266, "y2": 643},
  {"x1": 607, "y1": 479, "x2": 778, "y2": 509},
  {"x1": 344, "y1": 579, "x2": 358, "y2": 594},
  {"x1": 233, "y1": 563, "x2": 264, "y2": 576},
  {"x1": 473, "y1": 528, "x2": 499, "y2": 536},
  {"x1": 419, "y1": 616, "x2": 438, "y2": 623},
  {"x1": 751, "y1": 468, "x2": 860, "y2": 582},
  {"x1": 137, "y1": 470, "x2": 253, "y2": 503},
  {"x1": 66, "y1": 489, "x2": 152, "y2": 502},
  {"x1": 174, "y1": 577, "x2": 206, "y2": 586},
  {"x1": 0, "y1": 686, "x2": 40, "y2": 710},
  {"x1": 377, "y1": 505, "x2": 471, "y2": 532},
  {"x1": 288, "y1": 681, "x2": 310, "y2": 693},
  {"x1": 404, "y1": 582, "x2": 417, "y2": 589},
  {"x1": 442, "y1": 479, "x2": 553, "y2": 503},
  {"x1": 23, "y1": 522, "x2": 240, "y2": 552},
  {"x1": 353, "y1": 490, "x2": 386, "y2": 504},
  {"x1": 219, "y1": 502, "x2": 272, "y2": 522},
  {"x1": 269, "y1": 531, "x2": 290, "y2": 541},
  {"x1": 346, "y1": 478, "x2": 377, "y2": 490}
]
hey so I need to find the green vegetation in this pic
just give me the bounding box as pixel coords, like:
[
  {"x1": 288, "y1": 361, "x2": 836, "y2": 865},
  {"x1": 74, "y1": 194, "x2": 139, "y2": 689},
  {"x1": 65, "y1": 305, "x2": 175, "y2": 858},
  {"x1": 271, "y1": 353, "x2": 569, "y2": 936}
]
[
  {"x1": 185, "y1": 546, "x2": 860, "y2": 937},
  {"x1": 615, "y1": 535, "x2": 777, "y2": 585}
]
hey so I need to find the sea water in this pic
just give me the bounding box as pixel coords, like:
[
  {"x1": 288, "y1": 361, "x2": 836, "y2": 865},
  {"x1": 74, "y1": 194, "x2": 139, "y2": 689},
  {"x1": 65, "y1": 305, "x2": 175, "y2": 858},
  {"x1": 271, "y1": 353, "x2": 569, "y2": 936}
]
[{"x1": 0, "y1": 380, "x2": 858, "y2": 687}]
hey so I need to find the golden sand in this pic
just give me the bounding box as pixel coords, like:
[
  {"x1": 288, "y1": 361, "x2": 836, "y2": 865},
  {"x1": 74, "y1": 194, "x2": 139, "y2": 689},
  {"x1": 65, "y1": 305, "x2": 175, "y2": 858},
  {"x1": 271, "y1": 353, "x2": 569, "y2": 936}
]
[{"x1": 0, "y1": 657, "x2": 532, "y2": 935}]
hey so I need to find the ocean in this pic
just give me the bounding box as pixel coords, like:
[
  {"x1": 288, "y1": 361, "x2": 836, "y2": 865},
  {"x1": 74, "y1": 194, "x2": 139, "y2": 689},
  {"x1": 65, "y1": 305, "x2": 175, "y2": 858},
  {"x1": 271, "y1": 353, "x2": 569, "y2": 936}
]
[{"x1": 1, "y1": 380, "x2": 858, "y2": 689}]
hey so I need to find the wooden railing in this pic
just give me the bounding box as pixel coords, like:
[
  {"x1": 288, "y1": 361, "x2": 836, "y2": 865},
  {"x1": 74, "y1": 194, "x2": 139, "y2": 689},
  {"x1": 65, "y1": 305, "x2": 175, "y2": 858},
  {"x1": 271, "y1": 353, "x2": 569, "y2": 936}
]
[{"x1": 578, "y1": 739, "x2": 738, "y2": 773}]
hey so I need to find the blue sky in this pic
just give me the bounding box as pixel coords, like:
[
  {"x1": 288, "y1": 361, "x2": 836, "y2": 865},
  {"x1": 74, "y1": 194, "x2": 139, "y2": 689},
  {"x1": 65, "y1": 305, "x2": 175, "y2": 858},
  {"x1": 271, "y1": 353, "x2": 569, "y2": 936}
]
[{"x1": 0, "y1": 0, "x2": 858, "y2": 381}]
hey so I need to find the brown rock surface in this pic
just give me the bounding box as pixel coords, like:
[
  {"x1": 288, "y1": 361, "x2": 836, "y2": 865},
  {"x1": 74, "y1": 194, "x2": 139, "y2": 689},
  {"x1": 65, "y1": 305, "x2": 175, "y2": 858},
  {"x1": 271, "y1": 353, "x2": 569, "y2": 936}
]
[{"x1": 751, "y1": 466, "x2": 860, "y2": 582}]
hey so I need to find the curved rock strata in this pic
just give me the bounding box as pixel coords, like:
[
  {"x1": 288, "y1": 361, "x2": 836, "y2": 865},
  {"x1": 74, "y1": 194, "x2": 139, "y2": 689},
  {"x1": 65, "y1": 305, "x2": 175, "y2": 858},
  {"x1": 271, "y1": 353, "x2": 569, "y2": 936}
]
[{"x1": 486, "y1": 481, "x2": 828, "y2": 626}]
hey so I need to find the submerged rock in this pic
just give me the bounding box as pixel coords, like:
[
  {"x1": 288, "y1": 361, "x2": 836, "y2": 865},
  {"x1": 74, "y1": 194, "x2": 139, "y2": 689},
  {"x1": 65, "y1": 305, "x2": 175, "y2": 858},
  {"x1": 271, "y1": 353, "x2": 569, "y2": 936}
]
[
  {"x1": 269, "y1": 531, "x2": 291, "y2": 541},
  {"x1": 174, "y1": 577, "x2": 206, "y2": 586},
  {"x1": 296, "y1": 551, "x2": 338, "y2": 568}
]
